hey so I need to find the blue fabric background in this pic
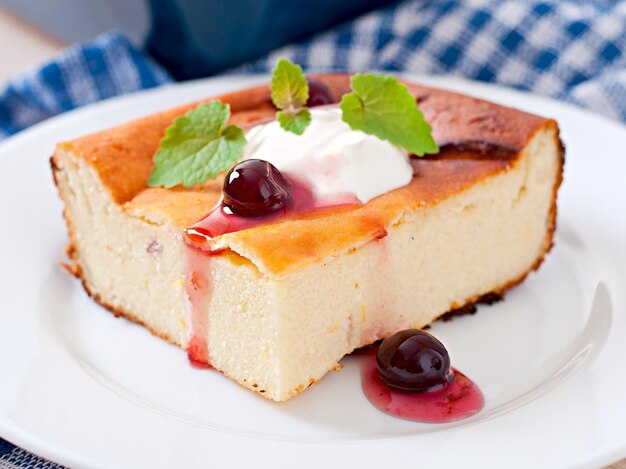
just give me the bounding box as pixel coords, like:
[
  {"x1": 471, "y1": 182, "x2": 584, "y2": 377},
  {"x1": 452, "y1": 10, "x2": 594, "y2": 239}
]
[
  {"x1": 233, "y1": 0, "x2": 626, "y2": 120},
  {"x1": 1, "y1": 0, "x2": 625, "y2": 467},
  {"x1": 0, "y1": 33, "x2": 172, "y2": 140}
]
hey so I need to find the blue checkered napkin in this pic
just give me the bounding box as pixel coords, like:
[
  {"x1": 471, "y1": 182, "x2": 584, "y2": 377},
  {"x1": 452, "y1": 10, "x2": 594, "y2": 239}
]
[
  {"x1": 0, "y1": 438, "x2": 65, "y2": 469},
  {"x1": 0, "y1": 31, "x2": 172, "y2": 140},
  {"x1": 234, "y1": 0, "x2": 626, "y2": 122}
]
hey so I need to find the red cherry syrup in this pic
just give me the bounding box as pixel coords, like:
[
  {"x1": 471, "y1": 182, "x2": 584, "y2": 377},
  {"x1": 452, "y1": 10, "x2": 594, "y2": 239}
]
[
  {"x1": 186, "y1": 173, "x2": 358, "y2": 242},
  {"x1": 185, "y1": 246, "x2": 212, "y2": 368},
  {"x1": 361, "y1": 348, "x2": 484, "y2": 423}
]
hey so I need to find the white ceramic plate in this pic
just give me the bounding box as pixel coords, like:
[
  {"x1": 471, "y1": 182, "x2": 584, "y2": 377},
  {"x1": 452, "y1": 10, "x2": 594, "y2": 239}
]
[{"x1": 0, "y1": 75, "x2": 625, "y2": 469}]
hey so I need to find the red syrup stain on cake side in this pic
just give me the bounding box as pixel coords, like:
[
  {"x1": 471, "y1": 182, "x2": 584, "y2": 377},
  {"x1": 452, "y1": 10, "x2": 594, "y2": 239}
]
[
  {"x1": 360, "y1": 348, "x2": 484, "y2": 423},
  {"x1": 183, "y1": 171, "x2": 361, "y2": 368},
  {"x1": 185, "y1": 246, "x2": 213, "y2": 368}
]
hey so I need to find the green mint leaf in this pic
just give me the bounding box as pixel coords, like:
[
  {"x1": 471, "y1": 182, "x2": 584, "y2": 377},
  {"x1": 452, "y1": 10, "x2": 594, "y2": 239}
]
[
  {"x1": 271, "y1": 58, "x2": 311, "y2": 134},
  {"x1": 277, "y1": 108, "x2": 311, "y2": 135},
  {"x1": 271, "y1": 58, "x2": 309, "y2": 109},
  {"x1": 339, "y1": 73, "x2": 439, "y2": 156},
  {"x1": 148, "y1": 101, "x2": 246, "y2": 188}
]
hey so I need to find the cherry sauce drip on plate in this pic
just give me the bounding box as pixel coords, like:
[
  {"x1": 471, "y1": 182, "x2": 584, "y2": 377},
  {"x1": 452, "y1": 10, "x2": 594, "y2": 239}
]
[{"x1": 361, "y1": 330, "x2": 484, "y2": 423}]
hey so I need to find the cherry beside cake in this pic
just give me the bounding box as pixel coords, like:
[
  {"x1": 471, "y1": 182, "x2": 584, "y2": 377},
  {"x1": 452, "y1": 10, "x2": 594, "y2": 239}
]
[
  {"x1": 51, "y1": 71, "x2": 564, "y2": 402},
  {"x1": 363, "y1": 329, "x2": 484, "y2": 423}
]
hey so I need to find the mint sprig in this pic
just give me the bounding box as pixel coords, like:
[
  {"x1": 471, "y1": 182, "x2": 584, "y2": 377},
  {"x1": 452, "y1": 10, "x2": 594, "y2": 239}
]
[
  {"x1": 148, "y1": 101, "x2": 246, "y2": 188},
  {"x1": 149, "y1": 65, "x2": 440, "y2": 188},
  {"x1": 270, "y1": 58, "x2": 311, "y2": 135},
  {"x1": 339, "y1": 73, "x2": 438, "y2": 156}
]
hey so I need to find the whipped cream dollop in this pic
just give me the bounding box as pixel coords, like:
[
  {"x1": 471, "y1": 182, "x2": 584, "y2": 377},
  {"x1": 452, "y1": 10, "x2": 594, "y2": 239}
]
[{"x1": 242, "y1": 107, "x2": 413, "y2": 204}]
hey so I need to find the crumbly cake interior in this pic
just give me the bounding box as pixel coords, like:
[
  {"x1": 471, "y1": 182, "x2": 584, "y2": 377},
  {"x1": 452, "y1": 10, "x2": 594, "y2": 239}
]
[{"x1": 52, "y1": 75, "x2": 563, "y2": 401}]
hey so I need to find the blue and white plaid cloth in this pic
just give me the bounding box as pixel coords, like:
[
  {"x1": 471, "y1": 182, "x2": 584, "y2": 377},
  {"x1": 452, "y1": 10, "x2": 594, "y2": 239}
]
[
  {"x1": 235, "y1": 0, "x2": 626, "y2": 121},
  {"x1": 1, "y1": 0, "x2": 625, "y2": 467},
  {"x1": 0, "y1": 33, "x2": 172, "y2": 140}
]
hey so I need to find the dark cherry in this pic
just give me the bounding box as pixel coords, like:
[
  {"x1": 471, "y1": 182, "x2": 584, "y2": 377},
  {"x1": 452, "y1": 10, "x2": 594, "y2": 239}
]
[
  {"x1": 306, "y1": 79, "x2": 334, "y2": 107},
  {"x1": 376, "y1": 329, "x2": 453, "y2": 392},
  {"x1": 222, "y1": 159, "x2": 291, "y2": 217}
]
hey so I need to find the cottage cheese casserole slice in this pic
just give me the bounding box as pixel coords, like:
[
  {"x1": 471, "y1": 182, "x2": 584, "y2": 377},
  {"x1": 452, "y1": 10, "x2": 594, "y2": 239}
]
[{"x1": 51, "y1": 74, "x2": 564, "y2": 401}]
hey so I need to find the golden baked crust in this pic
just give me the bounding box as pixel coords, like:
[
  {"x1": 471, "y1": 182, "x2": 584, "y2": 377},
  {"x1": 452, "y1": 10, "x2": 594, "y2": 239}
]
[
  {"x1": 56, "y1": 74, "x2": 545, "y2": 204},
  {"x1": 53, "y1": 74, "x2": 562, "y2": 277}
]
